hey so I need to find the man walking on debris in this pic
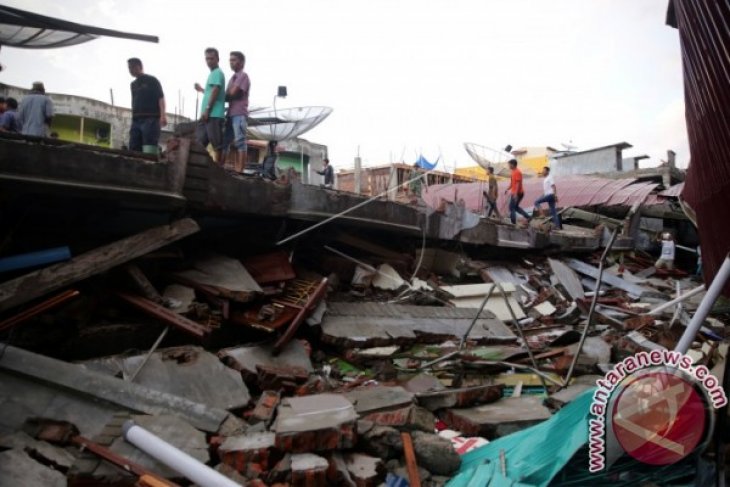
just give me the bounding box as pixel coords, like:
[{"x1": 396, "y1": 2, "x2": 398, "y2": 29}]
[
  {"x1": 505, "y1": 158, "x2": 530, "y2": 224},
  {"x1": 656, "y1": 232, "x2": 676, "y2": 270},
  {"x1": 225, "y1": 51, "x2": 250, "y2": 173},
  {"x1": 194, "y1": 47, "x2": 226, "y2": 164},
  {"x1": 533, "y1": 166, "x2": 562, "y2": 229},
  {"x1": 127, "y1": 58, "x2": 166, "y2": 153},
  {"x1": 483, "y1": 166, "x2": 500, "y2": 218},
  {"x1": 316, "y1": 158, "x2": 334, "y2": 188},
  {"x1": 17, "y1": 81, "x2": 53, "y2": 137}
]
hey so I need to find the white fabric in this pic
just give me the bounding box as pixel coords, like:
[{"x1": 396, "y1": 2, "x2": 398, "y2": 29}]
[
  {"x1": 661, "y1": 240, "x2": 676, "y2": 260},
  {"x1": 543, "y1": 174, "x2": 555, "y2": 195}
]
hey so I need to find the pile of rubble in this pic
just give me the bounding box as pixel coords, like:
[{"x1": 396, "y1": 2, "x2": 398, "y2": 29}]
[{"x1": 0, "y1": 217, "x2": 724, "y2": 486}]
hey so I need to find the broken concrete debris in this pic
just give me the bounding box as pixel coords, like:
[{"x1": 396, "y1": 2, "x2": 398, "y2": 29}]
[{"x1": 0, "y1": 201, "x2": 721, "y2": 486}]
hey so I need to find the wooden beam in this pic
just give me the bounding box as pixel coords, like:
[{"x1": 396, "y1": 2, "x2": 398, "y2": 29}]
[{"x1": 0, "y1": 218, "x2": 200, "y2": 312}]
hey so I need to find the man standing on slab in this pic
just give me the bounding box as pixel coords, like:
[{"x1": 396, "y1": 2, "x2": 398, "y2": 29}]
[
  {"x1": 225, "y1": 51, "x2": 251, "y2": 173},
  {"x1": 127, "y1": 58, "x2": 166, "y2": 153},
  {"x1": 194, "y1": 47, "x2": 226, "y2": 164},
  {"x1": 483, "y1": 166, "x2": 500, "y2": 218},
  {"x1": 17, "y1": 81, "x2": 53, "y2": 137}
]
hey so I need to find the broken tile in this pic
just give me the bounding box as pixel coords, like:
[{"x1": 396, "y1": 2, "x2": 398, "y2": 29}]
[
  {"x1": 439, "y1": 396, "x2": 552, "y2": 439},
  {"x1": 533, "y1": 301, "x2": 557, "y2": 316},
  {"x1": 273, "y1": 394, "x2": 358, "y2": 452}
]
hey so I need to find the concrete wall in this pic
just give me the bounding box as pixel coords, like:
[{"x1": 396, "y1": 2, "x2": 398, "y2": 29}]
[
  {"x1": 551, "y1": 146, "x2": 623, "y2": 177},
  {"x1": 1, "y1": 83, "x2": 189, "y2": 149}
]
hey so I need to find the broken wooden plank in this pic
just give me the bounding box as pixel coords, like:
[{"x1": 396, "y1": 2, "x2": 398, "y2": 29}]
[
  {"x1": 174, "y1": 253, "x2": 262, "y2": 303},
  {"x1": 0, "y1": 289, "x2": 80, "y2": 333},
  {"x1": 116, "y1": 291, "x2": 211, "y2": 340},
  {"x1": 401, "y1": 432, "x2": 422, "y2": 487},
  {"x1": 0, "y1": 218, "x2": 200, "y2": 313},
  {"x1": 548, "y1": 258, "x2": 585, "y2": 300},
  {"x1": 565, "y1": 258, "x2": 652, "y2": 297},
  {"x1": 241, "y1": 251, "x2": 296, "y2": 285},
  {"x1": 273, "y1": 277, "x2": 328, "y2": 354}
]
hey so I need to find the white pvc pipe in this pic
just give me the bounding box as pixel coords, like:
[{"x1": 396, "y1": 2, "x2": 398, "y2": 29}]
[
  {"x1": 647, "y1": 284, "x2": 705, "y2": 315},
  {"x1": 675, "y1": 254, "x2": 730, "y2": 354},
  {"x1": 123, "y1": 421, "x2": 241, "y2": 487}
]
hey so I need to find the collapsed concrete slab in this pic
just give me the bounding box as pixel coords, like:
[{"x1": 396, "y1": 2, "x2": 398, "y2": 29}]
[
  {"x1": 290, "y1": 453, "x2": 329, "y2": 485},
  {"x1": 85, "y1": 346, "x2": 250, "y2": 410},
  {"x1": 440, "y1": 396, "x2": 552, "y2": 439},
  {"x1": 0, "y1": 345, "x2": 229, "y2": 434},
  {"x1": 174, "y1": 253, "x2": 263, "y2": 303},
  {"x1": 219, "y1": 340, "x2": 313, "y2": 388},
  {"x1": 0, "y1": 448, "x2": 66, "y2": 487},
  {"x1": 273, "y1": 394, "x2": 358, "y2": 453},
  {"x1": 321, "y1": 302, "x2": 515, "y2": 348},
  {"x1": 344, "y1": 386, "x2": 414, "y2": 415}
]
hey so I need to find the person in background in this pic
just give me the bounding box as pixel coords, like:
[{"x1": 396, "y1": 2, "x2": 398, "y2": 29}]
[
  {"x1": 482, "y1": 166, "x2": 500, "y2": 218},
  {"x1": 127, "y1": 57, "x2": 166, "y2": 153},
  {"x1": 0, "y1": 97, "x2": 6, "y2": 116},
  {"x1": 224, "y1": 51, "x2": 251, "y2": 173},
  {"x1": 533, "y1": 166, "x2": 562, "y2": 229},
  {"x1": 0, "y1": 97, "x2": 19, "y2": 132},
  {"x1": 17, "y1": 81, "x2": 53, "y2": 137},
  {"x1": 316, "y1": 158, "x2": 334, "y2": 188},
  {"x1": 194, "y1": 47, "x2": 226, "y2": 164},
  {"x1": 655, "y1": 232, "x2": 676, "y2": 270},
  {"x1": 505, "y1": 159, "x2": 530, "y2": 224}
]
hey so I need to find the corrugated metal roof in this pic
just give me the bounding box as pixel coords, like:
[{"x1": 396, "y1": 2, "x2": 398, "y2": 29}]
[
  {"x1": 421, "y1": 175, "x2": 660, "y2": 214},
  {"x1": 671, "y1": 0, "x2": 730, "y2": 294},
  {"x1": 658, "y1": 182, "x2": 684, "y2": 198}
]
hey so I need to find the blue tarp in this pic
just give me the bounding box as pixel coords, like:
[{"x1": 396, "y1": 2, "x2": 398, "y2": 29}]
[
  {"x1": 446, "y1": 389, "x2": 595, "y2": 487},
  {"x1": 415, "y1": 154, "x2": 439, "y2": 170}
]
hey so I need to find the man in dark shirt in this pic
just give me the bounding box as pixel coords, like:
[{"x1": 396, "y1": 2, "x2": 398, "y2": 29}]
[
  {"x1": 127, "y1": 58, "x2": 166, "y2": 153},
  {"x1": 316, "y1": 158, "x2": 334, "y2": 188},
  {"x1": 0, "y1": 97, "x2": 19, "y2": 132}
]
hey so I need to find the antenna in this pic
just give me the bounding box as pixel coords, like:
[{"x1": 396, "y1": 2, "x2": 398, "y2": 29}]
[{"x1": 463, "y1": 142, "x2": 514, "y2": 170}]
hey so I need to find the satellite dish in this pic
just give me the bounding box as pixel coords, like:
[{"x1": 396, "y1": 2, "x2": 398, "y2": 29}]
[
  {"x1": 560, "y1": 141, "x2": 578, "y2": 151},
  {"x1": 247, "y1": 106, "x2": 332, "y2": 142},
  {"x1": 463, "y1": 142, "x2": 514, "y2": 171}
]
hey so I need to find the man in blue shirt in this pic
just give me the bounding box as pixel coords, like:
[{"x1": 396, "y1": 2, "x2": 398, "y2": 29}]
[
  {"x1": 194, "y1": 47, "x2": 226, "y2": 164},
  {"x1": 0, "y1": 97, "x2": 19, "y2": 133},
  {"x1": 17, "y1": 82, "x2": 53, "y2": 137}
]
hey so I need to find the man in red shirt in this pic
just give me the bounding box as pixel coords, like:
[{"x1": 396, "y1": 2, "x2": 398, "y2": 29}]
[{"x1": 505, "y1": 159, "x2": 531, "y2": 224}]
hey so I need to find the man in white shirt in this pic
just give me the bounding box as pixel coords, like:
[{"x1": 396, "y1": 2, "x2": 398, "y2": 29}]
[
  {"x1": 533, "y1": 166, "x2": 562, "y2": 229},
  {"x1": 656, "y1": 232, "x2": 676, "y2": 270}
]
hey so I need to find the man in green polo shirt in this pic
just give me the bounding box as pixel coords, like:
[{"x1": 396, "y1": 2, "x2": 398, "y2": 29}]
[{"x1": 194, "y1": 47, "x2": 226, "y2": 164}]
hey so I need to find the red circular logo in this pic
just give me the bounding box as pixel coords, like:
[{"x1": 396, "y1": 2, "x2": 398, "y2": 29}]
[{"x1": 611, "y1": 370, "x2": 707, "y2": 465}]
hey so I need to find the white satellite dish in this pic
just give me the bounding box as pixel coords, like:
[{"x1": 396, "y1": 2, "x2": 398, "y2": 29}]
[
  {"x1": 560, "y1": 141, "x2": 578, "y2": 151},
  {"x1": 463, "y1": 142, "x2": 514, "y2": 171},
  {"x1": 247, "y1": 106, "x2": 332, "y2": 142}
]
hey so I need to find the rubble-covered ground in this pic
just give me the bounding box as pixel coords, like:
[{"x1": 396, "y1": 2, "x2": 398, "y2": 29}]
[{"x1": 0, "y1": 218, "x2": 726, "y2": 487}]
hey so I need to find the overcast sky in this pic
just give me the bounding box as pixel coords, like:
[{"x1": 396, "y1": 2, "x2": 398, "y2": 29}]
[{"x1": 1, "y1": 0, "x2": 687, "y2": 170}]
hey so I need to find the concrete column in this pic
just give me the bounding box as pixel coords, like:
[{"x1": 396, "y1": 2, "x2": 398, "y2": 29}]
[
  {"x1": 354, "y1": 156, "x2": 362, "y2": 195},
  {"x1": 665, "y1": 150, "x2": 676, "y2": 187}
]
